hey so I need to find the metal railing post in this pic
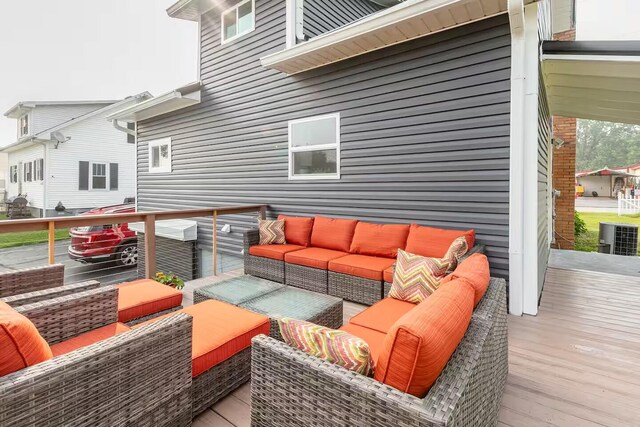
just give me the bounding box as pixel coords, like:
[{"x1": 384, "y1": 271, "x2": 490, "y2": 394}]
[
  {"x1": 213, "y1": 210, "x2": 218, "y2": 276},
  {"x1": 144, "y1": 214, "x2": 156, "y2": 279},
  {"x1": 48, "y1": 221, "x2": 55, "y2": 264}
]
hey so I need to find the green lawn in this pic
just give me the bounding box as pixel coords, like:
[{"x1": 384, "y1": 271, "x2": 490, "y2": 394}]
[
  {"x1": 0, "y1": 214, "x2": 70, "y2": 249},
  {"x1": 575, "y1": 212, "x2": 640, "y2": 255}
]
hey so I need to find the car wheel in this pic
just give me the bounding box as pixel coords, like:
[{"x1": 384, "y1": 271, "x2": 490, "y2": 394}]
[{"x1": 116, "y1": 244, "x2": 138, "y2": 267}]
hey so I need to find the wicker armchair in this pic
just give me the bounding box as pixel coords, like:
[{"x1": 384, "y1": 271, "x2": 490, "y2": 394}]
[
  {"x1": 244, "y1": 229, "x2": 286, "y2": 283},
  {"x1": 0, "y1": 263, "x2": 65, "y2": 298},
  {"x1": 0, "y1": 286, "x2": 193, "y2": 427},
  {"x1": 251, "y1": 278, "x2": 508, "y2": 427}
]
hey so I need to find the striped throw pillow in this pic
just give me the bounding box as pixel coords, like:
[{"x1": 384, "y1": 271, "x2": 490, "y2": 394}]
[
  {"x1": 443, "y1": 236, "x2": 469, "y2": 270},
  {"x1": 278, "y1": 317, "x2": 373, "y2": 376},
  {"x1": 258, "y1": 219, "x2": 286, "y2": 245},
  {"x1": 389, "y1": 249, "x2": 450, "y2": 304}
]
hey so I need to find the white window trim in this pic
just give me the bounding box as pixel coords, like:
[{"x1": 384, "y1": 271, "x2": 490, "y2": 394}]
[
  {"x1": 288, "y1": 113, "x2": 341, "y2": 181},
  {"x1": 18, "y1": 114, "x2": 29, "y2": 137},
  {"x1": 220, "y1": 0, "x2": 256, "y2": 45},
  {"x1": 148, "y1": 138, "x2": 172, "y2": 174},
  {"x1": 90, "y1": 162, "x2": 109, "y2": 191}
]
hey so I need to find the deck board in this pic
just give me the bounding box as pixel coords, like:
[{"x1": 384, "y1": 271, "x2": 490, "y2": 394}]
[{"x1": 190, "y1": 267, "x2": 640, "y2": 426}]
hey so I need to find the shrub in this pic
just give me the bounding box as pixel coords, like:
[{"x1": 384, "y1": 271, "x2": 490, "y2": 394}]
[
  {"x1": 154, "y1": 272, "x2": 185, "y2": 290},
  {"x1": 574, "y1": 211, "x2": 587, "y2": 236}
]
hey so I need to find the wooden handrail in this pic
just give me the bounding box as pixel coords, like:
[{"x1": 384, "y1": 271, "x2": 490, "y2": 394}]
[{"x1": 0, "y1": 204, "x2": 267, "y2": 279}]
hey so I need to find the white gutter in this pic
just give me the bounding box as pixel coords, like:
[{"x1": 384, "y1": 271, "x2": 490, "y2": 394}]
[{"x1": 507, "y1": 0, "x2": 526, "y2": 316}]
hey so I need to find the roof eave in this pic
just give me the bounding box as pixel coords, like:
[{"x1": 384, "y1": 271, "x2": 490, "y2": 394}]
[{"x1": 107, "y1": 83, "x2": 202, "y2": 122}]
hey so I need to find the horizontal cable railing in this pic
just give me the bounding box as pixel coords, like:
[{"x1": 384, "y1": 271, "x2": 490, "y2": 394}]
[{"x1": 0, "y1": 205, "x2": 266, "y2": 287}]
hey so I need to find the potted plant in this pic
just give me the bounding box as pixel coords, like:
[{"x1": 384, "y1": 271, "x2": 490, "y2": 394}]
[{"x1": 154, "y1": 272, "x2": 185, "y2": 290}]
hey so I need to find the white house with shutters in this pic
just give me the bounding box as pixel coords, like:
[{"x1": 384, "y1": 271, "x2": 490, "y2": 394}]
[{"x1": 1, "y1": 94, "x2": 150, "y2": 217}]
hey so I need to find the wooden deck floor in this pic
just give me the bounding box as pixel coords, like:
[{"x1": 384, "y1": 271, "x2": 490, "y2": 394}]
[{"x1": 187, "y1": 267, "x2": 640, "y2": 427}]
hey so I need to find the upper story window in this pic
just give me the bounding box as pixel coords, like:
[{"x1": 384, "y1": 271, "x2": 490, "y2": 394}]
[
  {"x1": 18, "y1": 114, "x2": 29, "y2": 137},
  {"x1": 221, "y1": 0, "x2": 255, "y2": 44},
  {"x1": 148, "y1": 138, "x2": 172, "y2": 174},
  {"x1": 288, "y1": 113, "x2": 340, "y2": 180}
]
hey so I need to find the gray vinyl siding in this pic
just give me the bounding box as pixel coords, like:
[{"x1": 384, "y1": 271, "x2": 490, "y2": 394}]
[
  {"x1": 137, "y1": 0, "x2": 512, "y2": 278},
  {"x1": 303, "y1": 0, "x2": 384, "y2": 39}
]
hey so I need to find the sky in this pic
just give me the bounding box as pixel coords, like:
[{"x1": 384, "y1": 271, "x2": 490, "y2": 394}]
[
  {"x1": 0, "y1": 0, "x2": 198, "y2": 146},
  {"x1": 1, "y1": 0, "x2": 640, "y2": 146}
]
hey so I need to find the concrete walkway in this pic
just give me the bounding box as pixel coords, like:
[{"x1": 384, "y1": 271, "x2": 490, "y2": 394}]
[{"x1": 549, "y1": 249, "x2": 640, "y2": 277}]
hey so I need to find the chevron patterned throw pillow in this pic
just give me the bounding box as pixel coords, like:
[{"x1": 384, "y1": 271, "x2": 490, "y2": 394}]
[
  {"x1": 389, "y1": 249, "x2": 451, "y2": 304},
  {"x1": 278, "y1": 317, "x2": 373, "y2": 376},
  {"x1": 258, "y1": 219, "x2": 286, "y2": 245}
]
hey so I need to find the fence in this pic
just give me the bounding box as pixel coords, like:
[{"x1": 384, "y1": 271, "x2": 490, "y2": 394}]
[
  {"x1": 0, "y1": 205, "x2": 266, "y2": 286},
  {"x1": 618, "y1": 195, "x2": 640, "y2": 216}
]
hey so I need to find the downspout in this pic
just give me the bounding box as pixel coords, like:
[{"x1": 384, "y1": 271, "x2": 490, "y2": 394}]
[
  {"x1": 111, "y1": 119, "x2": 135, "y2": 136},
  {"x1": 508, "y1": 0, "x2": 526, "y2": 316}
]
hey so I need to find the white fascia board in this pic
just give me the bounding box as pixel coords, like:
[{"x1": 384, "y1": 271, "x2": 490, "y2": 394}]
[
  {"x1": 107, "y1": 87, "x2": 201, "y2": 122},
  {"x1": 260, "y1": 0, "x2": 490, "y2": 72}
]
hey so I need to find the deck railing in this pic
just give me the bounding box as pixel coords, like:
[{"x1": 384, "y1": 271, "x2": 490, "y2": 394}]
[{"x1": 0, "y1": 205, "x2": 266, "y2": 280}]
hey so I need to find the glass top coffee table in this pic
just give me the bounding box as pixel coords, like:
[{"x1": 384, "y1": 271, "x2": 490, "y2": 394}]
[{"x1": 193, "y1": 275, "x2": 343, "y2": 340}]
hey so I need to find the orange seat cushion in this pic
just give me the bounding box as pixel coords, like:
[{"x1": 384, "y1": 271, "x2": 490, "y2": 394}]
[
  {"x1": 284, "y1": 247, "x2": 348, "y2": 269},
  {"x1": 349, "y1": 298, "x2": 416, "y2": 334},
  {"x1": 441, "y1": 253, "x2": 491, "y2": 306},
  {"x1": 310, "y1": 216, "x2": 358, "y2": 252},
  {"x1": 0, "y1": 301, "x2": 53, "y2": 376},
  {"x1": 328, "y1": 255, "x2": 396, "y2": 281},
  {"x1": 249, "y1": 244, "x2": 305, "y2": 261},
  {"x1": 278, "y1": 215, "x2": 314, "y2": 247},
  {"x1": 116, "y1": 279, "x2": 183, "y2": 323},
  {"x1": 51, "y1": 323, "x2": 130, "y2": 357},
  {"x1": 133, "y1": 300, "x2": 270, "y2": 378},
  {"x1": 405, "y1": 224, "x2": 476, "y2": 258},
  {"x1": 374, "y1": 282, "x2": 474, "y2": 397},
  {"x1": 349, "y1": 222, "x2": 410, "y2": 258},
  {"x1": 383, "y1": 266, "x2": 394, "y2": 283},
  {"x1": 339, "y1": 323, "x2": 386, "y2": 365}
]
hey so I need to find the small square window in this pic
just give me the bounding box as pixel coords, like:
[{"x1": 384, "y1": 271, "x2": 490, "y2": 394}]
[
  {"x1": 221, "y1": 0, "x2": 255, "y2": 44},
  {"x1": 288, "y1": 114, "x2": 340, "y2": 180},
  {"x1": 92, "y1": 163, "x2": 107, "y2": 190},
  {"x1": 148, "y1": 138, "x2": 172, "y2": 173}
]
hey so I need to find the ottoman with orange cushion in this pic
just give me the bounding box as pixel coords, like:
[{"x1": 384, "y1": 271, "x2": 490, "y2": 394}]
[
  {"x1": 133, "y1": 299, "x2": 270, "y2": 416},
  {"x1": 116, "y1": 279, "x2": 183, "y2": 324}
]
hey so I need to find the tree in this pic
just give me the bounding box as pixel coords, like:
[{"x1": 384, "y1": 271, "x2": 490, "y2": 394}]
[{"x1": 576, "y1": 120, "x2": 640, "y2": 171}]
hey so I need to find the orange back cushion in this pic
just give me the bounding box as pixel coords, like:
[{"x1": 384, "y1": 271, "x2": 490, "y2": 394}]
[
  {"x1": 405, "y1": 224, "x2": 475, "y2": 258},
  {"x1": 374, "y1": 282, "x2": 474, "y2": 397},
  {"x1": 0, "y1": 301, "x2": 53, "y2": 376},
  {"x1": 277, "y1": 215, "x2": 314, "y2": 247},
  {"x1": 349, "y1": 222, "x2": 410, "y2": 258},
  {"x1": 440, "y1": 253, "x2": 490, "y2": 306},
  {"x1": 310, "y1": 216, "x2": 358, "y2": 252}
]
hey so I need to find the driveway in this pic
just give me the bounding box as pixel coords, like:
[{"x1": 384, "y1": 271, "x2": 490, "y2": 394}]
[
  {"x1": 0, "y1": 239, "x2": 138, "y2": 285},
  {"x1": 575, "y1": 197, "x2": 618, "y2": 213}
]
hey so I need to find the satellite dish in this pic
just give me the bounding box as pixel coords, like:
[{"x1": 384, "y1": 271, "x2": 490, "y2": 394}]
[{"x1": 51, "y1": 131, "x2": 71, "y2": 148}]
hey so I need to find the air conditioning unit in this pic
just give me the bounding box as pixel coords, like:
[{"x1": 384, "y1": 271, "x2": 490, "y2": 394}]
[{"x1": 598, "y1": 222, "x2": 638, "y2": 256}]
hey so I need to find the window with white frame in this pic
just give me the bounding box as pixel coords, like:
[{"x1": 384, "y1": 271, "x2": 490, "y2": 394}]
[
  {"x1": 221, "y1": 0, "x2": 255, "y2": 44},
  {"x1": 9, "y1": 165, "x2": 17, "y2": 183},
  {"x1": 92, "y1": 163, "x2": 107, "y2": 190},
  {"x1": 148, "y1": 138, "x2": 172, "y2": 173},
  {"x1": 288, "y1": 113, "x2": 340, "y2": 180},
  {"x1": 18, "y1": 114, "x2": 29, "y2": 137},
  {"x1": 33, "y1": 158, "x2": 44, "y2": 181}
]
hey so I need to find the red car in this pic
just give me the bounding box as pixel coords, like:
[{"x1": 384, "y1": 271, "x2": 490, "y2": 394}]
[{"x1": 68, "y1": 203, "x2": 138, "y2": 267}]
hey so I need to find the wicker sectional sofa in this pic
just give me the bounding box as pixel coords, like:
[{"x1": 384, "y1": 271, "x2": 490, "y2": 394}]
[
  {"x1": 251, "y1": 272, "x2": 508, "y2": 427},
  {"x1": 245, "y1": 216, "x2": 485, "y2": 305}
]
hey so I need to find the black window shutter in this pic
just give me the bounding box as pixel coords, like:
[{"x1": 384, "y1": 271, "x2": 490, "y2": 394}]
[
  {"x1": 79, "y1": 161, "x2": 89, "y2": 190},
  {"x1": 109, "y1": 163, "x2": 118, "y2": 190},
  {"x1": 127, "y1": 122, "x2": 135, "y2": 144},
  {"x1": 38, "y1": 158, "x2": 44, "y2": 180}
]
